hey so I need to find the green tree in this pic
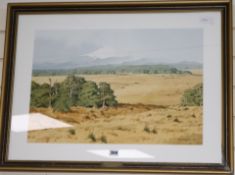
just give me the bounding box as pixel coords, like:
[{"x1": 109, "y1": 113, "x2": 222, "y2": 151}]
[
  {"x1": 170, "y1": 68, "x2": 178, "y2": 74},
  {"x1": 52, "y1": 80, "x2": 72, "y2": 112},
  {"x1": 60, "y1": 75, "x2": 86, "y2": 106},
  {"x1": 154, "y1": 70, "x2": 159, "y2": 74},
  {"x1": 143, "y1": 70, "x2": 150, "y2": 74},
  {"x1": 30, "y1": 75, "x2": 118, "y2": 112},
  {"x1": 53, "y1": 93, "x2": 71, "y2": 112},
  {"x1": 99, "y1": 82, "x2": 117, "y2": 108},
  {"x1": 48, "y1": 78, "x2": 53, "y2": 108},
  {"x1": 78, "y1": 81, "x2": 101, "y2": 107},
  {"x1": 53, "y1": 82, "x2": 60, "y2": 97},
  {"x1": 30, "y1": 82, "x2": 50, "y2": 108}
]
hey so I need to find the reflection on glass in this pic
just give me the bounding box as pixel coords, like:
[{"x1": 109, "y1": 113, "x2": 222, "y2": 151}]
[{"x1": 11, "y1": 113, "x2": 72, "y2": 132}]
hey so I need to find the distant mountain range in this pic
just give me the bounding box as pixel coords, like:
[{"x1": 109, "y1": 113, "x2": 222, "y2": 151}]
[{"x1": 33, "y1": 56, "x2": 202, "y2": 70}]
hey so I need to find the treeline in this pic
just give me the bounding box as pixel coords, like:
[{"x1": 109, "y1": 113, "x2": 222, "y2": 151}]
[
  {"x1": 181, "y1": 83, "x2": 203, "y2": 106},
  {"x1": 33, "y1": 65, "x2": 192, "y2": 76},
  {"x1": 30, "y1": 75, "x2": 117, "y2": 112}
]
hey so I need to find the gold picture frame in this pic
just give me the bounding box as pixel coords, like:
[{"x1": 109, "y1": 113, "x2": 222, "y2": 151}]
[{"x1": 0, "y1": 0, "x2": 233, "y2": 174}]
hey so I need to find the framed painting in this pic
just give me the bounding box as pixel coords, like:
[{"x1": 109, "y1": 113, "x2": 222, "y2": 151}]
[{"x1": 0, "y1": 0, "x2": 233, "y2": 174}]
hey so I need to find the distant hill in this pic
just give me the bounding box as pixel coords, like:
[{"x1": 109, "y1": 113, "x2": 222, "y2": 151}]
[
  {"x1": 32, "y1": 63, "x2": 200, "y2": 76},
  {"x1": 123, "y1": 59, "x2": 202, "y2": 70},
  {"x1": 33, "y1": 56, "x2": 131, "y2": 70},
  {"x1": 33, "y1": 54, "x2": 202, "y2": 71}
]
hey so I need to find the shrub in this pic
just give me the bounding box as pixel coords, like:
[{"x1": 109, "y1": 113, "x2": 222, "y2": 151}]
[
  {"x1": 152, "y1": 128, "x2": 157, "y2": 134},
  {"x1": 68, "y1": 129, "x2": 76, "y2": 135},
  {"x1": 100, "y1": 135, "x2": 107, "y2": 143},
  {"x1": 167, "y1": 114, "x2": 172, "y2": 118},
  {"x1": 174, "y1": 118, "x2": 181, "y2": 123},
  {"x1": 181, "y1": 83, "x2": 203, "y2": 106},
  {"x1": 144, "y1": 125, "x2": 151, "y2": 133},
  {"x1": 88, "y1": 132, "x2": 96, "y2": 142}
]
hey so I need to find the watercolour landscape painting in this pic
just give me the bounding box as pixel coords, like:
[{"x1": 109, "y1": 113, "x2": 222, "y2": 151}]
[{"x1": 28, "y1": 29, "x2": 203, "y2": 144}]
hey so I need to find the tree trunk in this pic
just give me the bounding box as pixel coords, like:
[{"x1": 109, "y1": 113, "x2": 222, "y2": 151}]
[
  {"x1": 102, "y1": 99, "x2": 106, "y2": 108},
  {"x1": 49, "y1": 78, "x2": 52, "y2": 109}
]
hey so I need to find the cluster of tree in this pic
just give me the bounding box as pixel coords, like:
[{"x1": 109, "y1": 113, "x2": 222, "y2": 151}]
[
  {"x1": 33, "y1": 65, "x2": 192, "y2": 76},
  {"x1": 30, "y1": 75, "x2": 117, "y2": 112},
  {"x1": 181, "y1": 83, "x2": 203, "y2": 106}
]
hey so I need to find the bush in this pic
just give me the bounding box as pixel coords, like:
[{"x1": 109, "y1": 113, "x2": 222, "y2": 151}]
[
  {"x1": 78, "y1": 81, "x2": 101, "y2": 108},
  {"x1": 30, "y1": 75, "x2": 118, "y2": 112},
  {"x1": 99, "y1": 82, "x2": 117, "y2": 108},
  {"x1": 100, "y1": 135, "x2": 107, "y2": 143},
  {"x1": 68, "y1": 129, "x2": 76, "y2": 135},
  {"x1": 88, "y1": 132, "x2": 96, "y2": 142},
  {"x1": 61, "y1": 75, "x2": 86, "y2": 106},
  {"x1": 181, "y1": 83, "x2": 203, "y2": 106},
  {"x1": 152, "y1": 128, "x2": 157, "y2": 134},
  {"x1": 53, "y1": 94, "x2": 71, "y2": 112},
  {"x1": 30, "y1": 82, "x2": 50, "y2": 108},
  {"x1": 144, "y1": 125, "x2": 151, "y2": 133}
]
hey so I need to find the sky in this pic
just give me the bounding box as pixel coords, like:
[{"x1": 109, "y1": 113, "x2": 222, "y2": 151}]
[{"x1": 33, "y1": 29, "x2": 203, "y2": 67}]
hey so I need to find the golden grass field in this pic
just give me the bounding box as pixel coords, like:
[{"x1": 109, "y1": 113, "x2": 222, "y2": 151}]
[
  {"x1": 32, "y1": 73, "x2": 202, "y2": 106},
  {"x1": 29, "y1": 73, "x2": 202, "y2": 144}
]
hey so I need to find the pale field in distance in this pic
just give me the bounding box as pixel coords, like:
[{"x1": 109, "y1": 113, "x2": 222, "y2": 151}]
[{"x1": 29, "y1": 72, "x2": 202, "y2": 144}]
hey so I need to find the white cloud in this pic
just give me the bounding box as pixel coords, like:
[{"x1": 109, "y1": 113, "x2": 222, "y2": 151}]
[{"x1": 85, "y1": 46, "x2": 127, "y2": 59}]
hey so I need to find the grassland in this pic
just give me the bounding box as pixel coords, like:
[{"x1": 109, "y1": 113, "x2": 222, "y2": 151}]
[
  {"x1": 29, "y1": 73, "x2": 202, "y2": 144},
  {"x1": 32, "y1": 73, "x2": 202, "y2": 106}
]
